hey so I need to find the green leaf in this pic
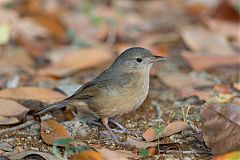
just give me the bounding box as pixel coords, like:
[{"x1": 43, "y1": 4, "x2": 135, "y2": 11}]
[
  {"x1": 65, "y1": 146, "x2": 91, "y2": 155},
  {"x1": 154, "y1": 126, "x2": 165, "y2": 134},
  {"x1": 54, "y1": 138, "x2": 74, "y2": 146},
  {"x1": 140, "y1": 148, "x2": 149, "y2": 158},
  {"x1": 52, "y1": 138, "x2": 74, "y2": 159}
]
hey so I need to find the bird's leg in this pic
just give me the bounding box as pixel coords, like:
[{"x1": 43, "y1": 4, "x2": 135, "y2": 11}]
[
  {"x1": 101, "y1": 118, "x2": 120, "y2": 142},
  {"x1": 109, "y1": 119, "x2": 141, "y2": 135}
]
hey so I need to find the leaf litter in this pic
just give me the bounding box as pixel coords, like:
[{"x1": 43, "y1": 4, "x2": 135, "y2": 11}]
[{"x1": 0, "y1": 0, "x2": 239, "y2": 159}]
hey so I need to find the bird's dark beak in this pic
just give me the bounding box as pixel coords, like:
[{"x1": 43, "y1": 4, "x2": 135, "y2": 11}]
[{"x1": 149, "y1": 55, "x2": 167, "y2": 63}]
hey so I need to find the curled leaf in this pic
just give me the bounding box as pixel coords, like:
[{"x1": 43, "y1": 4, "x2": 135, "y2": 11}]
[
  {"x1": 41, "y1": 120, "x2": 71, "y2": 145},
  {"x1": 72, "y1": 150, "x2": 104, "y2": 160},
  {"x1": 200, "y1": 103, "x2": 240, "y2": 155},
  {"x1": 0, "y1": 87, "x2": 66, "y2": 103},
  {"x1": 143, "y1": 121, "x2": 191, "y2": 142},
  {"x1": 0, "y1": 99, "x2": 29, "y2": 125}
]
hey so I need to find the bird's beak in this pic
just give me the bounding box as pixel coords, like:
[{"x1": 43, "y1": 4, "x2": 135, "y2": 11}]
[{"x1": 149, "y1": 55, "x2": 167, "y2": 63}]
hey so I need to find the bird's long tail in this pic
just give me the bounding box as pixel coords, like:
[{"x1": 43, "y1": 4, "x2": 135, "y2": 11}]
[{"x1": 35, "y1": 100, "x2": 69, "y2": 115}]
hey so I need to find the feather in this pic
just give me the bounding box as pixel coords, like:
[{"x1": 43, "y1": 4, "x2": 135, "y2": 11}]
[{"x1": 35, "y1": 100, "x2": 69, "y2": 115}]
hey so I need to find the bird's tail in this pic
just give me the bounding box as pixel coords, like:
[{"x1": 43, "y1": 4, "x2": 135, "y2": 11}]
[{"x1": 35, "y1": 100, "x2": 69, "y2": 115}]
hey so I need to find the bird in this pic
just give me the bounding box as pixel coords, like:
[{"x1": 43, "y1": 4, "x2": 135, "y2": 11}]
[{"x1": 35, "y1": 47, "x2": 166, "y2": 142}]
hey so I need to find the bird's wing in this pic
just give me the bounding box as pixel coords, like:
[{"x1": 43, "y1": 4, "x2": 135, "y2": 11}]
[{"x1": 67, "y1": 72, "x2": 133, "y2": 100}]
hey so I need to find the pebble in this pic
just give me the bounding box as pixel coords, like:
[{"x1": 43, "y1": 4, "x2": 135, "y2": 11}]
[
  {"x1": 27, "y1": 136, "x2": 32, "y2": 140},
  {"x1": 30, "y1": 147, "x2": 39, "y2": 151}
]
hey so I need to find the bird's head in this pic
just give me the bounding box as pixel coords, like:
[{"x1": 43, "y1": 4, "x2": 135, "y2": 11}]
[{"x1": 112, "y1": 47, "x2": 166, "y2": 73}]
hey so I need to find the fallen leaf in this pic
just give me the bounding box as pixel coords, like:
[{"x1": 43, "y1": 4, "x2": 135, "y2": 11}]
[
  {"x1": 0, "y1": 48, "x2": 35, "y2": 75},
  {"x1": 146, "y1": 146, "x2": 158, "y2": 155},
  {"x1": 214, "y1": 84, "x2": 233, "y2": 94},
  {"x1": 33, "y1": 13, "x2": 67, "y2": 42},
  {"x1": 38, "y1": 47, "x2": 113, "y2": 77},
  {"x1": 200, "y1": 103, "x2": 240, "y2": 155},
  {"x1": 0, "y1": 142, "x2": 13, "y2": 152},
  {"x1": 0, "y1": 99, "x2": 29, "y2": 117},
  {"x1": 181, "y1": 87, "x2": 210, "y2": 101},
  {"x1": 181, "y1": 51, "x2": 240, "y2": 71},
  {"x1": 0, "y1": 99, "x2": 29, "y2": 125},
  {"x1": 0, "y1": 87, "x2": 66, "y2": 103},
  {"x1": 212, "y1": 151, "x2": 240, "y2": 160},
  {"x1": 233, "y1": 82, "x2": 240, "y2": 91},
  {"x1": 72, "y1": 150, "x2": 104, "y2": 160},
  {"x1": 98, "y1": 148, "x2": 140, "y2": 160},
  {"x1": 0, "y1": 8, "x2": 48, "y2": 41},
  {"x1": 209, "y1": 0, "x2": 240, "y2": 22},
  {"x1": 143, "y1": 121, "x2": 191, "y2": 142},
  {"x1": 18, "y1": 0, "x2": 66, "y2": 42},
  {"x1": 181, "y1": 27, "x2": 236, "y2": 55},
  {"x1": 160, "y1": 72, "x2": 214, "y2": 89},
  {"x1": 8, "y1": 151, "x2": 59, "y2": 160},
  {"x1": 41, "y1": 120, "x2": 71, "y2": 145},
  {"x1": 126, "y1": 136, "x2": 159, "y2": 149},
  {"x1": 204, "y1": 18, "x2": 240, "y2": 41}
]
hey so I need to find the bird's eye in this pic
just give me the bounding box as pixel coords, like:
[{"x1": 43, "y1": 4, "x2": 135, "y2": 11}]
[{"x1": 136, "y1": 58, "x2": 142, "y2": 63}]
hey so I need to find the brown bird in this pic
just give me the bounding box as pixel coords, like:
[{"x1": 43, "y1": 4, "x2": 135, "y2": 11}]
[{"x1": 35, "y1": 47, "x2": 166, "y2": 142}]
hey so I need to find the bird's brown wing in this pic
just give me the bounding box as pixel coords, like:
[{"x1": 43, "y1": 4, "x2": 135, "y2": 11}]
[{"x1": 66, "y1": 71, "x2": 133, "y2": 101}]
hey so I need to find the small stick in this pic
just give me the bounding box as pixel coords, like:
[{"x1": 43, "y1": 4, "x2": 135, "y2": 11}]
[
  {"x1": 151, "y1": 100, "x2": 163, "y2": 120},
  {"x1": 159, "y1": 149, "x2": 212, "y2": 155},
  {"x1": 0, "y1": 114, "x2": 52, "y2": 135}
]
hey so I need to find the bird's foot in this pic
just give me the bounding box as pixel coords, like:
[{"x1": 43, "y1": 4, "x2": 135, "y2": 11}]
[{"x1": 109, "y1": 119, "x2": 141, "y2": 135}]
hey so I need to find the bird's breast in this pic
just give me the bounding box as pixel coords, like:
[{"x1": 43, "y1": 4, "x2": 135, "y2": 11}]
[{"x1": 89, "y1": 72, "x2": 150, "y2": 118}]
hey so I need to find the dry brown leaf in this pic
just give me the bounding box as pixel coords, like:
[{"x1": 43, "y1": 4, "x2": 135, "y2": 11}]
[
  {"x1": 0, "y1": 9, "x2": 48, "y2": 41},
  {"x1": 200, "y1": 103, "x2": 240, "y2": 155},
  {"x1": 181, "y1": 26, "x2": 236, "y2": 55},
  {"x1": 0, "y1": 116, "x2": 19, "y2": 125},
  {"x1": 33, "y1": 14, "x2": 67, "y2": 42},
  {"x1": 209, "y1": 0, "x2": 240, "y2": 22},
  {"x1": 0, "y1": 87, "x2": 66, "y2": 103},
  {"x1": 18, "y1": 0, "x2": 66, "y2": 42},
  {"x1": 126, "y1": 136, "x2": 159, "y2": 149},
  {"x1": 142, "y1": 127, "x2": 157, "y2": 142},
  {"x1": 181, "y1": 87, "x2": 210, "y2": 101},
  {"x1": 143, "y1": 121, "x2": 191, "y2": 142},
  {"x1": 147, "y1": 146, "x2": 158, "y2": 155},
  {"x1": 41, "y1": 120, "x2": 71, "y2": 145},
  {"x1": 214, "y1": 84, "x2": 233, "y2": 94},
  {"x1": 98, "y1": 148, "x2": 140, "y2": 160},
  {"x1": 8, "y1": 151, "x2": 59, "y2": 160},
  {"x1": 160, "y1": 72, "x2": 214, "y2": 89},
  {"x1": 38, "y1": 47, "x2": 113, "y2": 77},
  {"x1": 0, "y1": 99, "x2": 29, "y2": 117},
  {"x1": 71, "y1": 150, "x2": 104, "y2": 160},
  {"x1": 181, "y1": 51, "x2": 240, "y2": 71},
  {"x1": 233, "y1": 83, "x2": 240, "y2": 91},
  {"x1": 0, "y1": 99, "x2": 29, "y2": 125},
  {"x1": 0, "y1": 48, "x2": 35, "y2": 75},
  {"x1": 204, "y1": 18, "x2": 240, "y2": 41}
]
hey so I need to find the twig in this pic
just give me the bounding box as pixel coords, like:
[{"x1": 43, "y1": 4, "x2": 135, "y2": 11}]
[
  {"x1": 151, "y1": 100, "x2": 163, "y2": 120},
  {"x1": 182, "y1": 105, "x2": 191, "y2": 122},
  {"x1": 0, "y1": 114, "x2": 52, "y2": 135},
  {"x1": 159, "y1": 149, "x2": 212, "y2": 155}
]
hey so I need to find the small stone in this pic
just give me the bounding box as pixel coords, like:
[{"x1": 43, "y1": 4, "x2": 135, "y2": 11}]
[
  {"x1": 27, "y1": 136, "x2": 32, "y2": 140},
  {"x1": 30, "y1": 147, "x2": 39, "y2": 151}
]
